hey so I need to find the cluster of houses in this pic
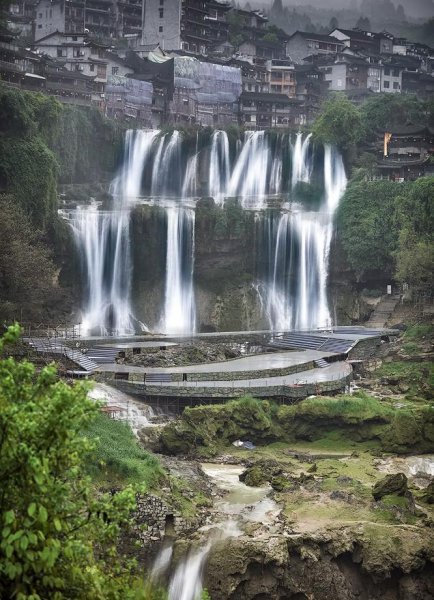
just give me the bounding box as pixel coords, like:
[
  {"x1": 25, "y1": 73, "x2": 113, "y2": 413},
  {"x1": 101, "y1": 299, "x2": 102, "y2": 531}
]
[{"x1": 1, "y1": 0, "x2": 434, "y2": 179}]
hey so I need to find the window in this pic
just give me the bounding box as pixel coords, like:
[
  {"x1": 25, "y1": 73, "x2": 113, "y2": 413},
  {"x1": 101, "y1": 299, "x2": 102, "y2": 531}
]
[
  {"x1": 72, "y1": 36, "x2": 77, "y2": 41},
  {"x1": 112, "y1": 66, "x2": 118, "y2": 75},
  {"x1": 392, "y1": 69, "x2": 399, "y2": 77},
  {"x1": 384, "y1": 80, "x2": 390, "y2": 88},
  {"x1": 393, "y1": 81, "x2": 399, "y2": 89},
  {"x1": 160, "y1": 0, "x2": 164, "y2": 4},
  {"x1": 159, "y1": 8, "x2": 163, "y2": 17},
  {"x1": 159, "y1": 26, "x2": 163, "y2": 32},
  {"x1": 90, "y1": 64, "x2": 94, "y2": 72},
  {"x1": 49, "y1": 9, "x2": 52, "y2": 17},
  {"x1": 38, "y1": 23, "x2": 42, "y2": 28},
  {"x1": 384, "y1": 67, "x2": 390, "y2": 76},
  {"x1": 38, "y1": 12, "x2": 42, "y2": 18}
]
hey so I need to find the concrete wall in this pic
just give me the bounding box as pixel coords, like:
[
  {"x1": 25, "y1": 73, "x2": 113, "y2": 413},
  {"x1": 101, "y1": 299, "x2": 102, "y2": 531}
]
[
  {"x1": 286, "y1": 35, "x2": 310, "y2": 64},
  {"x1": 142, "y1": 0, "x2": 181, "y2": 50},
  {"x1": 381, "y1": 66, "x2": 402, "y2": 93},
  {"x1": 324, "y1": 63, "x2": 346, "y2": 91},
  {"x1": 106, "y1": 372, "x2": 352, "y2": 402},
  {"x1": 35, "y1": 0, "x2": 67, "y2": 41}
]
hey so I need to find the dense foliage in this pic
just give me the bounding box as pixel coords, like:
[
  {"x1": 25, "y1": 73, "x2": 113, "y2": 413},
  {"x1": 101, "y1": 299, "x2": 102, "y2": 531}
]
[
  {"x1": 337, "y1": 175, "x2": 434, "y2": 291},
  {"x1": 0, "y1": 89, "x2": 60, "y2": 227},
  {"x1": 50, "y1": 105, "x2": 122, "y2": 184},
  {"x1": 0, "y1": 195, "x2": 65, "y2": 323},
  {"x1": 336, "y1": 177, "x2": 403, "y2": 278},
  {"x1": 0, "y1": 86, "x2": 123, "y2": 323},
  {"x1": 395, "y1": 178, "x2": 434, "y2": 294},
  {"x1": 160, "y1": 392, "x2": 434, "y2": 457},
  {"x1": 360, "y1": 94, "x2": 432, "y2": 140},
  {"x1": 0, "y1": 86, "x2": 122, "y2": 223},
  {"x1": 0, "y1": 325, "x2": 164, "y2": 599},
  {"x1": 312, "y1": 92, "x2": 433, "y2": 153},
  {"x1": 312, "y1": 94, "x2": 364, "y2": 153}
]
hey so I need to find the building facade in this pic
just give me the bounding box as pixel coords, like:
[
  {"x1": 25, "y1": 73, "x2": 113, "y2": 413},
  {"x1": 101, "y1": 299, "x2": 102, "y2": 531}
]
[{"x1": 286, "y1": 31, "x2": 343, "y2": 64}]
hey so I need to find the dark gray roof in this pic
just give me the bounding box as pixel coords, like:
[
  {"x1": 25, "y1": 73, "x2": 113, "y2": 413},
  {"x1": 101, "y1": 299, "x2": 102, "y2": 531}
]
[
  {"x1": 240, "y1": 91, "x2": 296, "y2": 104},
  {"x1": 289, "y1": 31, "x2": 343, "y2": 44}
]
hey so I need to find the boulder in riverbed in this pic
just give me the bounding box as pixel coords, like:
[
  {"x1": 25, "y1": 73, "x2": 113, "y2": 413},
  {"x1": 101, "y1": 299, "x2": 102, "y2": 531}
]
[{"x1": 372, "y1": 473, "x2": 408, "y2": 500}]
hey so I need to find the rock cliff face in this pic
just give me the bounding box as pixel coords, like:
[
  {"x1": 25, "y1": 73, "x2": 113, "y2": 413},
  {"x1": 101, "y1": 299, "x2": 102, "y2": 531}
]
[
  {"x1": 205, "y1": 525, "x2": 434, "y2": 600},
  {"x1": 129, "y1": 199, "x2": 373, "y2": 332}
]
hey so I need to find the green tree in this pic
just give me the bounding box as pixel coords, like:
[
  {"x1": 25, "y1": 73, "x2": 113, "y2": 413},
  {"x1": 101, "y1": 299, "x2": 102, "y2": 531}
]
[
  {"x1": 0, "y1": 195, "x2": 64, "y2": 324},
  {"x1": 355, "y1": 16, "x2": 371, "y2": 30},
  {"x1": 262, "y1": 32, "x2": 279, "y2": 43},
  {"x1": 337, "y1": 178, "x2": 403, "y2": 278},
  {"x1": 360, "y1": 94, "x2": 428, "y2": 140},
  {"x1": 328, "y1": 16, "x2": 339, "y2": 30},
  {"x1": 311, "y1": 94, "x2": 364, "y2": 153},
  {"x1": 0, "y1": 324, "x2": 157, "y2": 599},
  {"x1": 395, "y1": 177, "x2": 434, "y2": 293}
]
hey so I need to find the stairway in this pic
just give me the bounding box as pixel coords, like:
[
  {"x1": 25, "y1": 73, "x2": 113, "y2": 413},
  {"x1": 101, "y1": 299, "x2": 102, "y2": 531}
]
[
  {"x1": 145, "y1": 373, "x2": 173, "y2": 383},
  {"x1": 24, "y1": 338, "x2": 98, "y2": 372},
  {"x1": 86, "y1": 345, "x2": 120, "y2": 365},
  {"x1": 366, "y1": 295, "x2": 400, "y2": 328},
  {"x1": 269, "y1": 332, "x2": 354, "y2": 354},
  {"x1": 314, "y1": 358, "x2": 329, "y2": 368}
]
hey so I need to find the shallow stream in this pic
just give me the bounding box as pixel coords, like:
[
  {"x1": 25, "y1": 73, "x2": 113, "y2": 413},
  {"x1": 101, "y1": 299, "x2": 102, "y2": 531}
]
[{"x1": 153, "y1": 463, "x2": 280, "y2": 600}]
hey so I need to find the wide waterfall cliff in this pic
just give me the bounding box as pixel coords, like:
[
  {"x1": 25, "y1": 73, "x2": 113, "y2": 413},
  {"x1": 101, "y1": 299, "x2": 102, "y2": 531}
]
[{"x1": 63, "y1": 129, "x2": 347, "y2": 335}]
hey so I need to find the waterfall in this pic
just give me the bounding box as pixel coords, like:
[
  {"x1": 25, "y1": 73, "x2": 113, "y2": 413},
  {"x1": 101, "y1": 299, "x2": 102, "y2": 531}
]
[
  {"x1": 70, "y1": 130, "x2": 158, "y2": 335},
  {"x1": 161, "y1": 207, "x2": 196, "y2": 334},
  {"x1": 151, "y1": 544, "x2": 174, "y2": 580},
  {"x1": 151, "y1": 131, "x2": 182, "y2": 196},
  {"x1": 68, "y1": 129, "x2": 346, "y2": 336},
  {"x1": 209, "y1": 130, "x2": 230, "y2": 203},
  {"x1": 150, "y1": 134, "x2": 166, "y2": 196},
  {"x1": 262, "y1": 137, "x2": 347, "y2": 331},
  {"x1": 291, "y1": 132, "x2": 312, "y2": 188},
  {"x1": 270, "y1": 156, "x2": 283, "y2": 195},
  {"x1": 167, "y1": 544, "x2": 210, "y2": 600},
  {"x1": 228, "y1": 131, "x2": 270, "y2": 208},
  {"x1": 182, "y1": 132, "x2": 199, "y2": 200}
]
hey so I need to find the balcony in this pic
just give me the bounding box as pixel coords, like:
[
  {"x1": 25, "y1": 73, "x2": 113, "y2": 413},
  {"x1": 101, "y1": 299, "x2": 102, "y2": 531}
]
[{"x1": 0, "y1": 59, "x2": 26, "y2": 73}]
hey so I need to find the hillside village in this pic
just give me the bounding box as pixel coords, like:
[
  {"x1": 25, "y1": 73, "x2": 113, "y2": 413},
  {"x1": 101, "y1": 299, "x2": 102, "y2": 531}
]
[{"x1": 1, "y1": 1, "x2": 434, "y2": 184}]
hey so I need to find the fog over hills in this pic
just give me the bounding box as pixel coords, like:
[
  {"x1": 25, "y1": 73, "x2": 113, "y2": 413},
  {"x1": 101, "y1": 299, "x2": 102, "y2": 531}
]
[{"x1": 244, "y1": 0, "x2": 434, "y2": 21}]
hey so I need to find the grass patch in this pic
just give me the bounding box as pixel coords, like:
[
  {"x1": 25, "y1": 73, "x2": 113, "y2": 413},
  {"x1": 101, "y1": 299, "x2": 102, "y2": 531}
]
[
  {"x1": 403, "y1": 324, "x2": 433, "y2": 341},
  {"x1": 85, "y1": 413, "x2": 164, "y2": 487},
  {"x1": 402, "y1": 342, "x2": 421, "y2": 355},
  {"x1": 374, "y1": 361, "x2": 434, "y2": 399},
  {"x1": 278, "y1": 392, "x2": 395, "y2": 423}
]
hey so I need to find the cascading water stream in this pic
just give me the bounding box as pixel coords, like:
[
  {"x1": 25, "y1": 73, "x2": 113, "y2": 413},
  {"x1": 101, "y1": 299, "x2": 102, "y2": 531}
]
[
  {"x1": 291, "y1": 131, "x2": 312, "y2": 188},
  {"x1": 182, "y1": 131, "x2": 199, "y2": 199},
  {"x1": 262, "y1": 137, "x2": 347, "y2": 331},
  {"x1": 69, "y1": 129, "x2": 345, "y2": 336},
  {"x1": 70, "y1": 130, "x2": 158, "y2": 335},
  {"x1": 228, "y1": 130, "x2": 270, "y2": 208},
  {"x1": 152, "y1": 463, "x2": 279, "y2": 600},
  {"x1": 152, "y1": 131, "x2": 182, "y2": 196},
  {"x1": 161, "y1": 206, "x2": 196, "y2": 334},
  {"x1": 209, "y1": 130, "x2": 230, "y2": 203}
]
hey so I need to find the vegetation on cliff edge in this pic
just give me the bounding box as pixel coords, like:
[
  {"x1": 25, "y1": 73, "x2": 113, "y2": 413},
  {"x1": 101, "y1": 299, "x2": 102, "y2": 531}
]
[
  {"x1": 160, "y1": 392, "x2": 434, "y2": 457},
  {"x1": 0, "y1": 325, "x2": 163, "y2": 599}
]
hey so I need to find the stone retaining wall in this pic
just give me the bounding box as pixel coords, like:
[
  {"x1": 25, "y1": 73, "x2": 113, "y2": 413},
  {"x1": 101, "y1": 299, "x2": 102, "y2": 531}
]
[
  {"x1": 108, "y1": 372, "x2": 352, "y2": 402},
  {"x1": 96, "y1": 359, "x2": 316, "y2": 384},
  {"x1": 133, "y1": 493, "x2": 200, "y2": 544},
  {"x1": 348, "y1": 337, "x2": 382, "y2": 360}
]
